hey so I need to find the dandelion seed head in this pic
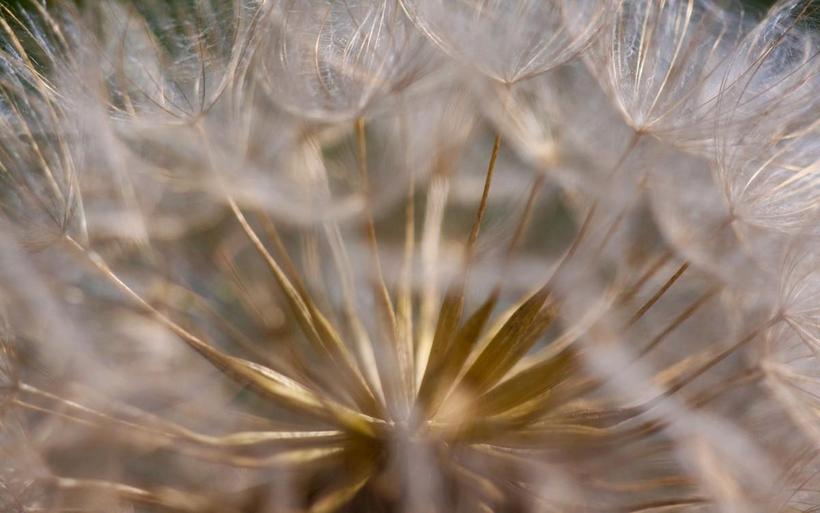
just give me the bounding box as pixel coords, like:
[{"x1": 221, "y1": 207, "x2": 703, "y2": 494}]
[{"x1": 0, "y1": 1, "x2": 818, "y2": 512}]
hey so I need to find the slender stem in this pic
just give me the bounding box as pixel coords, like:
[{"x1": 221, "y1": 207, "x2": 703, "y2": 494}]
[
  {"x1": 466, "y1": 134, "x2": 502, "y2": 257},
  {"x1": 417, "y1": 134, "x2": 501, "y2": 402},
  {"x1": 355, "y1": 117, "x2": 405, "y2": 415},
  {"x1": 547, "y1": 132, "x2": 644, "y2": 288},
  {"x1": 627, "y1": 262, "x2": 690, "y2": 327},
  {"x1": 638, "y1": 286, "x2": 721, "y2": 357}
]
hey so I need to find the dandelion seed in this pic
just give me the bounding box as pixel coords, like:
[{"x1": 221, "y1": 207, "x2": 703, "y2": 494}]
[
  {"x1": 400, "y1": 0, "x2": 610, "y2": 84},
  {"x1": 256, "y1": 0, "x2": 426, "y2": 122},
  {"x1": 590, "y1": 0, "x2": 750, "y2": 151}
]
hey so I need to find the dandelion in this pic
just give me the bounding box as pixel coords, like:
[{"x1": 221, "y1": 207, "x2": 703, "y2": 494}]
[
  {"x1": 714, "y1": 0, "x2": 820, "y2": 238},
  {"x1": 95, "y1": 0, "x2": 246, "y2": 123},
  {"x1": 716, "y1": 0, "x2": 820, "y2": 150},
  {"x1": 0, "y1": 1, "x2": 818, "y2": 513},
  {"x1": 715, "y1": 120, "x2": 819, "y2": 238},
  {"x1": 400, "y1": 0, "x2": 609, "y2": 84},
  {"x1": 588, "y1": 0, "x2": 751, "y2": 152},
  {"x1": 473, "y1": 61, "x2": 639, "y2": 201},
  {"x1": 763, "y1": 240, "x2": 820, "y2": 445},
  {"x1": 257, "y1": 0, "x2": 428, "y2": 122}
]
